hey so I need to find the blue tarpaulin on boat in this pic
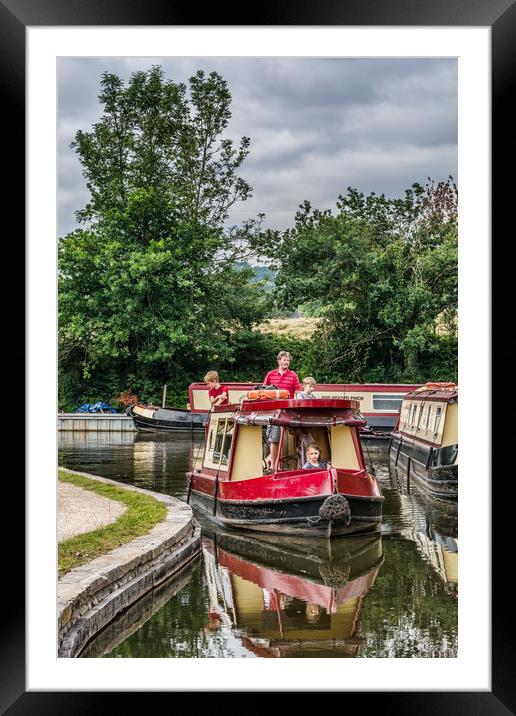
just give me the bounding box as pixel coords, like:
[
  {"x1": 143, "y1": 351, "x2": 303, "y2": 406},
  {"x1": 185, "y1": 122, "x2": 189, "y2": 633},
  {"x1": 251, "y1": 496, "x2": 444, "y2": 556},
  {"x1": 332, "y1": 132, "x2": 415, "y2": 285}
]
[{"x1": 76, "y1": 402, "x2": 117, "y2": 413}]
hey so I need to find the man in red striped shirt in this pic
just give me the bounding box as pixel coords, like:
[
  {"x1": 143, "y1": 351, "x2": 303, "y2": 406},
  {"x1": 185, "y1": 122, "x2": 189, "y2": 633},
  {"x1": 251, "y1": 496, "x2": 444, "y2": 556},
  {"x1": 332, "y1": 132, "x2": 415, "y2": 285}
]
[
  {"x1": 263, "y1": 351, "x2": 301, "y2": 469},
  {"x1": 263, "y1": 350, "x2": 301, "y2": 398}
]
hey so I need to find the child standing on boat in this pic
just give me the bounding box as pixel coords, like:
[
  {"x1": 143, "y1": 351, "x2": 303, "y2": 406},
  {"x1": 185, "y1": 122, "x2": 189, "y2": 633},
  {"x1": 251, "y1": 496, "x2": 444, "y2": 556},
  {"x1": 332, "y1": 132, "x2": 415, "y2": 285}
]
[
  {"x1": 303, "y1": 443, "x2": 328, "y2": 470},
  {"x1": 298, "y1": 376, "x2": 318, "y2": 399},
  {"x1": 204, "y1": 371, "x2": 229, "y2": 408}
]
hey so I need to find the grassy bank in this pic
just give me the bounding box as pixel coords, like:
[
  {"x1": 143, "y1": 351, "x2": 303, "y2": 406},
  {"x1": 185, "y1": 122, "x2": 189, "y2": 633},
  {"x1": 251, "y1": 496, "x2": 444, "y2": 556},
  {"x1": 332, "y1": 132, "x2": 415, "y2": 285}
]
[{"x1": 58, "y1": 469, "x2": 168, "y2": 577}]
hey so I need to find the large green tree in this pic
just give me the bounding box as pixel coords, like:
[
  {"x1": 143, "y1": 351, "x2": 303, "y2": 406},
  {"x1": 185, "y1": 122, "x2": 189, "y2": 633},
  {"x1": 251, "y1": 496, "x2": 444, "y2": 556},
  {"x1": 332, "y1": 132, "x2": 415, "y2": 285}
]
[
  {"x1": 253, "y1": 178, "x2": 458, "y2": 384},
  {"x1": 59, "y1": 67, "x2": 269, "y2": 410}
]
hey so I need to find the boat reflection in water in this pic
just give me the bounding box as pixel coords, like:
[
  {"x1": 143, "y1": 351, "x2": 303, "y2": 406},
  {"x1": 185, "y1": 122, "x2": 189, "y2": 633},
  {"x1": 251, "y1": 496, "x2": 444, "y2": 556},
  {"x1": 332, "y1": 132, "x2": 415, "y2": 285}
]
[
  {"x1": 390, "y1": 465, "x2": 458, "y2": 596},
  {"x1": 202, "y1": 529, "x2": 384, "y2": 657}
]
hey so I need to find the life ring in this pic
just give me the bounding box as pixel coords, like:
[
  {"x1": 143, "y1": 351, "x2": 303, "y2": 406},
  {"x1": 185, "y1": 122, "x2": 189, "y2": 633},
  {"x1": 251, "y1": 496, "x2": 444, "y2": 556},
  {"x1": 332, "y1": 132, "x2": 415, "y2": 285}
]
[{"x1": 246, "y1": 389, "x2": 290, "y2": 400}]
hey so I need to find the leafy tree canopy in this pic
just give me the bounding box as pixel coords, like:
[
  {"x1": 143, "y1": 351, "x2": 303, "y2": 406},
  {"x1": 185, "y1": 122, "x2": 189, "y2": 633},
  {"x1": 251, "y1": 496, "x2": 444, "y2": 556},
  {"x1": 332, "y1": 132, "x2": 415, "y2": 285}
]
[
  {"x1": 59, "y1": 67, "x2": 268, "y2": 410},
  {"x1": 252, "y1": 178, "x2": 458, "y2": 384}
]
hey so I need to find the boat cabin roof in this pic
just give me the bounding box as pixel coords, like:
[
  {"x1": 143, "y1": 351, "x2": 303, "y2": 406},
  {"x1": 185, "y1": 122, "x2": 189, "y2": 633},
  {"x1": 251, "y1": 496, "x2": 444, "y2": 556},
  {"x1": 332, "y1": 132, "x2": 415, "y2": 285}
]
[
  {"x1": 213, "y1": 398, "x2": 366, "y2": 428},
  {"x1": 403, "y1": 384, "x2": 458, "y2": 403}
]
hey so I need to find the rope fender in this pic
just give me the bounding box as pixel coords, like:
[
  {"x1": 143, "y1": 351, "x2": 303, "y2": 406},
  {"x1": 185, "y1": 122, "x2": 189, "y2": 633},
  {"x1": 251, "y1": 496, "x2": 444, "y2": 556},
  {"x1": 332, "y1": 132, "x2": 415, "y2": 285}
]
[{"x1": 308, "y1": 494, "x2": 352, "y2": 526}]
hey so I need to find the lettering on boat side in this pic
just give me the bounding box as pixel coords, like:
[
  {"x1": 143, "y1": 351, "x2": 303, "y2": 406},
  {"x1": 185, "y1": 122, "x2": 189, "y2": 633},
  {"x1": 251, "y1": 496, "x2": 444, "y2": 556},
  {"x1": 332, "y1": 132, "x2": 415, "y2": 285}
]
[{"x1": 320, "y1": 394, "x2": 363, "y2": 401}]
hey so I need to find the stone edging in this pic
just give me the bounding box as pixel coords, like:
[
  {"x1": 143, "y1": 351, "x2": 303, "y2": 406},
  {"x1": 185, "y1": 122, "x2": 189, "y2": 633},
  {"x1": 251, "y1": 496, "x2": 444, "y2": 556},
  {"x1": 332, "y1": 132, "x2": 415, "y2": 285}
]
[{"x1": 58, "y1": 468, "x2": 201, "y2": 658}]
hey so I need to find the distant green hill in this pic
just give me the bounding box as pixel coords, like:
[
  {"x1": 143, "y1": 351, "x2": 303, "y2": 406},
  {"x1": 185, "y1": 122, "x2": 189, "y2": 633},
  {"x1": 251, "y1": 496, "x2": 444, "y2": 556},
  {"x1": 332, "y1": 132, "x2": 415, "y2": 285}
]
[{"x1": 235, "y1": 262, "x2": 276, "y2": 292}]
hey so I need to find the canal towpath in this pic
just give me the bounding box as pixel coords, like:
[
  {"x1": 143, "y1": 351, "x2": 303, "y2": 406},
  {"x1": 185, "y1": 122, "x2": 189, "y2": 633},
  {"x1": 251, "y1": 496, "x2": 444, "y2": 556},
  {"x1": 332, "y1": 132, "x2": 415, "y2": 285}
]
[{"x1": 58, "y1": 480, "x2": 127, "y2": 541}]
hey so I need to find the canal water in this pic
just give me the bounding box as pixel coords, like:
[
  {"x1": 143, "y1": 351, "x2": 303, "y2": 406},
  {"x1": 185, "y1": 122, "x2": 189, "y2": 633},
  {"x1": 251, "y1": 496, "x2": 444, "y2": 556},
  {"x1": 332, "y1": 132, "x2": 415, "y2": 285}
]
[{"x1": 59, "y1": 431, "x2": 458, "y2": 658}]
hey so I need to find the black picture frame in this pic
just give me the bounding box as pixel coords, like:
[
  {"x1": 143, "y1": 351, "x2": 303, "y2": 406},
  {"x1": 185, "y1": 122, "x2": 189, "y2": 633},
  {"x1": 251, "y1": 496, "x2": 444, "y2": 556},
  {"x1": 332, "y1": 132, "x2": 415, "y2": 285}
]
[{"x1": 7, "y1": 0, "x2": 509, "y2": 710}]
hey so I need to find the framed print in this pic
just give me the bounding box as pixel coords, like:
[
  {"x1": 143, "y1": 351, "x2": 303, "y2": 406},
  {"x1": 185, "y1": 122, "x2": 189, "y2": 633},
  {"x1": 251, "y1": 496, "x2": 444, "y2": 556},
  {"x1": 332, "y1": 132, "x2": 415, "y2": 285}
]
[{"x1": 6, "y1": 0, "x2": 510, "y2": 709}]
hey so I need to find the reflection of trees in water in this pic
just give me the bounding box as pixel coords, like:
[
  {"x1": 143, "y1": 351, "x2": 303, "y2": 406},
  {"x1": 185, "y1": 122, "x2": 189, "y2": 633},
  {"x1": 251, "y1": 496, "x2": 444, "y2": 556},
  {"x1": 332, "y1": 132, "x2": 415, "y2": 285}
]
[
  {"x1": 383, "y1": 458, "x2": 458, "y2": 595},
  {"x1": 357, "y1": 537, "x2": 458, "y2": 657},
  {"x1": 99, "y1": 558, "x2": 218, "y2": 658},
  {"x1": 81, "y1": 555, "x2": 200, "y2": 657}
]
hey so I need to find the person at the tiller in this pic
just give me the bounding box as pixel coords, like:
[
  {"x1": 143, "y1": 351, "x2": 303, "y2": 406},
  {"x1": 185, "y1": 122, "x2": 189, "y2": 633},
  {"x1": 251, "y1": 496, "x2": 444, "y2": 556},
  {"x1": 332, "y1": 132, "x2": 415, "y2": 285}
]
[{"x1": 263, "y1": 351, "x2": 301, "y2": 469}]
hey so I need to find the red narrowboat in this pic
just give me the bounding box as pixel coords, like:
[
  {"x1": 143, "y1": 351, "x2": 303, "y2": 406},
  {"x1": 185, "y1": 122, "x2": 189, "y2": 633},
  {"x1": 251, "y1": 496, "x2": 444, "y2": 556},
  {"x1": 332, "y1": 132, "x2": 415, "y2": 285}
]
[{"x1": 186, "y1": 394, "x2": 384, "y2": 537}]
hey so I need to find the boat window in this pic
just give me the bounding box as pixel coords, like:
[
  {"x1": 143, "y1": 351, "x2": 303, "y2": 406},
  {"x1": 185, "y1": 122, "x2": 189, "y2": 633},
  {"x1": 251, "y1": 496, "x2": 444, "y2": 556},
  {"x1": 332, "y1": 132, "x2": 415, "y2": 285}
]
[
  {"x1": 400, "y1": 403, "x2": 410, "y2": 429},
  {"x1": 372, "y1": 393, "x2": 406, "y2": 411},
  {"x1": 425, "y1": 405, "x2": 432, "y2": 430},
  {"x1": 213, "y1": 420, "x2": 226, "y2": 460},
  {"x1": 416, "y1": 404, "x2": 424, "y2": 430},
  {"x1": 410, "y1": 404, "x2": 418, "y2": 427},
  {"x1": 434, "y1": 406, "x2": 443, "y2": 435},
  {"x1": 220, "y1": 423, "x2": 234, "y2": 466},
  {"x1": 212, "y1": 419, "x2": 234, "y2": 466}
]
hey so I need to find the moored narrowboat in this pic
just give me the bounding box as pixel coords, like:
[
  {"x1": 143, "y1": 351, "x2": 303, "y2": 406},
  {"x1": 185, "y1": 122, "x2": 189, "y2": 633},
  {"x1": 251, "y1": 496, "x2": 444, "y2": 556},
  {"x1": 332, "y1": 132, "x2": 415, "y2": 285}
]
[
  {"x1": 128, "y1": 402, "x2": 208, "y2": 432},
  {"x1": 186, "y1": 394, "x2": 384, "y2": 537},
  {"x1": 389, "y1": 383, "x2": 458, "y2": 499}
]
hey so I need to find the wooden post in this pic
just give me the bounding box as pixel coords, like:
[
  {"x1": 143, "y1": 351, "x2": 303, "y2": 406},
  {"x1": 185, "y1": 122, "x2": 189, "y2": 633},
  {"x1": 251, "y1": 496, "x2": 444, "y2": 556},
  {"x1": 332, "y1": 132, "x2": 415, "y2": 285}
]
[{"x1": 162, "y1": 384, "x2": 167, "y2": 408}]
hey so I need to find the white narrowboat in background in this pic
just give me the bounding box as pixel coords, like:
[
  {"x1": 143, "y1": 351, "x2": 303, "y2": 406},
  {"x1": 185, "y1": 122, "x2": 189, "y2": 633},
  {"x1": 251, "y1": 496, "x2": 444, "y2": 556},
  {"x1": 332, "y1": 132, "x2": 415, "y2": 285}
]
[{"x1": 189, "y1": 382, "x2": 420, "y2": 433}]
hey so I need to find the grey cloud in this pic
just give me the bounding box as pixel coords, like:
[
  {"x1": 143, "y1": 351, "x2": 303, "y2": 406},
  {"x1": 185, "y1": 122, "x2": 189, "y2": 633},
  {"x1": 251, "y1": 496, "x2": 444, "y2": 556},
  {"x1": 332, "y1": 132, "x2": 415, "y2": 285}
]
[{"x1": 58, "y1": 57, "x2": 457, "y2": 236}]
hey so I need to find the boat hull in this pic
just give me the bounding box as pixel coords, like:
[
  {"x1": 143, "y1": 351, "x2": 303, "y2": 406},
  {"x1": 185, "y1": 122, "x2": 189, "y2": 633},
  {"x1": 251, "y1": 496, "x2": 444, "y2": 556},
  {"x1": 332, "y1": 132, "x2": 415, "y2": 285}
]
[
  {"x1": 188, "y1": 485, "x2": 383, "y2": 537},
  {"x1": 129, "y1": 405, "x2": 208, "y2": 432},
  {"x1": 389, "y1": 434, "x2": 458, "y2": 499}
]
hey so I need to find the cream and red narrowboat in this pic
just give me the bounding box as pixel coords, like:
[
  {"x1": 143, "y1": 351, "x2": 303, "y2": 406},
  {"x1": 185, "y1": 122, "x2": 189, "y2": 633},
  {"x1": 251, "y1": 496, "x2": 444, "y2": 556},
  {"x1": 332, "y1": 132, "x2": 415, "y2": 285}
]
[
  {"x1": 389, "y1": 383, "x2": 458, "y2": 499},
  {"x1": 185, "y1": 394, "x2": 384, "y2": 537}
]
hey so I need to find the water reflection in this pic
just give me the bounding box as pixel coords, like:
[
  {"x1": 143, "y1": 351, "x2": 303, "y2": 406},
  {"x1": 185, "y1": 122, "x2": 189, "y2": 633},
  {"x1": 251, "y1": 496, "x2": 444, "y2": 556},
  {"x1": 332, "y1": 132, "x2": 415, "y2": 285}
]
[
  {"x1": 201, "y1": 530, "x2": 384, "y2": 657},
  {"x1": 81, "y1": 555, "x2": 201, "y2": 658},
  {"x1": 59, "y1": 430, "x2": 203, "y2": 498},
  {"x1": 388, "y1": 462, "x2": 458, "y2": 596}
]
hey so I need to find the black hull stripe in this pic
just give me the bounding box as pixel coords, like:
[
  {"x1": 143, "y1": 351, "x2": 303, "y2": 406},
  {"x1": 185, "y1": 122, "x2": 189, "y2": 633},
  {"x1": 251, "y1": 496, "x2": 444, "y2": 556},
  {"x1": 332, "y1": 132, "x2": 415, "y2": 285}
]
[
  {"x1": 132, "y1": 417, "x2": 205, "y2": 431},
  {"x1": 189, "y1": 490, "x2": 383, "y2": 534},
  {"x1": 207, "y1": 493, "x2": 384, "y2": 506},
  {"x1": 189, "y1": 489, "x2": 384, "y2": 506}
]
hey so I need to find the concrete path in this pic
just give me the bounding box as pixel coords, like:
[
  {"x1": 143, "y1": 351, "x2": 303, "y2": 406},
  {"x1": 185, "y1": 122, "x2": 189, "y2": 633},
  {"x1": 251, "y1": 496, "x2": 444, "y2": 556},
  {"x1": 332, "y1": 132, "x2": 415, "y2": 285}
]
[{"x1": 58, "y1": 481, "x2": 126, "y2": 542}]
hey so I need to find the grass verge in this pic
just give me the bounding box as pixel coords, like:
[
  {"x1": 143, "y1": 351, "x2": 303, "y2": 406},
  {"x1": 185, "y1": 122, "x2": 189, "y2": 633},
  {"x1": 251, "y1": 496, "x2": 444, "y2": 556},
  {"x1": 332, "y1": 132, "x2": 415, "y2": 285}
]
[{"x1": 58, "y1": 469, "x2": 168, "y2": 577}]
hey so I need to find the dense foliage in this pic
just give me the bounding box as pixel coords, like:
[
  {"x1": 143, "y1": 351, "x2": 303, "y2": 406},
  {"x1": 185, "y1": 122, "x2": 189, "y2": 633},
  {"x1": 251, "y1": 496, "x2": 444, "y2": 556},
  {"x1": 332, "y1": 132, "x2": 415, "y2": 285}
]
[
  {"x1": 253, "y1": 178, "x2": 458, "y2": 384},
  {"x1": 58, "y1": 67, "x2": 272, "y2": 410},
  {"x1": 59, "y1": 65, "x2": 457, "y2": 410}
]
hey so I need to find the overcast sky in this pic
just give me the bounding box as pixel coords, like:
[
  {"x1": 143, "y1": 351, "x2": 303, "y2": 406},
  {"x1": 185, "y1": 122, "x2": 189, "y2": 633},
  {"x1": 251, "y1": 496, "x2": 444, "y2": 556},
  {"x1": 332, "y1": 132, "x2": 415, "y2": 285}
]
[{"x1": 58, "y1": 57, "x2": 457, "y2": 237}]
